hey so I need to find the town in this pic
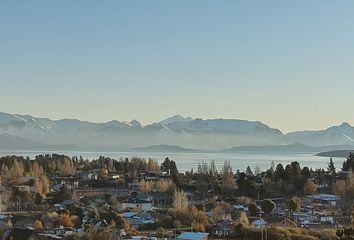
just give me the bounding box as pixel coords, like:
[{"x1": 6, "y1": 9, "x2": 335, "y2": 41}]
[{"x1": 1, "y1": 153, "x2": 354, "y2": 240}]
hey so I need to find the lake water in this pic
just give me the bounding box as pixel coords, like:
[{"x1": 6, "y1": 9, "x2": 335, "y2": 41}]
[{"x1": 0, "y1": 150, "x2": 345, "y2": 173}]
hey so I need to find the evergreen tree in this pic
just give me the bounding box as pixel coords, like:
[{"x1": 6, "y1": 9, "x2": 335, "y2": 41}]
[
  {"x1": 160, "y1": 157, "x2": 178, "y2": 175},
  {"x1": 248, "y1": 203, "x2": 258, "y2": 217},
  {"x1": 261, "y1": 199, "x2": 276, "y2": 214},
  {"x1": 328, "y1": 157, "x2": 336, "y2": 177},
  {"x1": 246, "y1": 166, "x2": 253, "y2": 176},
  {"x1": 300, "y1": 167, "x2": 311, "y2": 180},
  {"x1": 275, "y1": 163, "x2": 285, "y2": 180},
  {"x1": 343, "y1": 153, "x2": 354, "y2": 171}
]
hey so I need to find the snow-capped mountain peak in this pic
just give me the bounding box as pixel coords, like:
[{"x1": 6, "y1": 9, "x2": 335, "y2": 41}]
[{"x1": 159, "y1": 115, "x2": 194, "y2": 126}]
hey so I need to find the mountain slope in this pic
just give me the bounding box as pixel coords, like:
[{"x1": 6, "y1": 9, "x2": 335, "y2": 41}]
[
  {"x1": 224, "y1": 143, "x2": 354, "y2": 154},
  {"x1": 286, "y1": 122, "x2": 354, "y2": 146},
  {"x1": 1, "y1": 111, "x2": 354, "y2": 150},
  {"x1": 0, "y1": 133, "x2": 49, "y2": 149}
]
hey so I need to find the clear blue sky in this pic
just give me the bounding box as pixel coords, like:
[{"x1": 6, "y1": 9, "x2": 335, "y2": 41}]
[{"x1": 1, "y1": 1, "x2": 354, "y2": 132}]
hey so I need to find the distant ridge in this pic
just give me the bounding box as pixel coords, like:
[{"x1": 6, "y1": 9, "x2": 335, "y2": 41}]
[
  {"x1": 0, "y1": 133, "x2": 48, "y2": 150},
  {"x1": 133, "y1": 145, "x2": 196, "y2": 152},
  {"x1": 0, "y1": 111, "x2": 354, "y2": 150},
  {"x1": 316, "y1": 150, "x2": 354, "y2": 158},
  {"x1": 223, "y1": 143, "x2": 354, "y2": 154},
  {"x1": 0, "y1": 133, "x2": 77, "y2": 150}
]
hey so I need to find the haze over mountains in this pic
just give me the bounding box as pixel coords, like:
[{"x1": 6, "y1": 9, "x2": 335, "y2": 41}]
[{"x1": 0, "y1": 112, "x2": 354, "y2": 152}]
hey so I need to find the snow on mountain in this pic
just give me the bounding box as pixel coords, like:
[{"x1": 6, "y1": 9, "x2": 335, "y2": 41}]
[
  {"x1": 165, "y1": 118, "x2": 282, "y2": 135},
  {"x1": 0, "y1": 112, "x2": 354, "y2": 149},
  {"x1": 159, "y1": 115, "x2": 194, "y2": 126},
  {"x1": 286, "y1": 122, "x2": 354, "y2": 146}
]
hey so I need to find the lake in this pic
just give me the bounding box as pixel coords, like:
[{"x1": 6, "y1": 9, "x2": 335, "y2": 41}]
[{"x1": 0, "y1": 150, "x2": 345, "y2": 173}]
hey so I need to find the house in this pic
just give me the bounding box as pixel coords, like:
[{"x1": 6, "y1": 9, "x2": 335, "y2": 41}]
[
  {"x1": 60, "y1": 199, "x2": 82, "y2": 209},
  {"x1": 61, "y1": 199, "x2": 80, "y2": 206},
  {"x1": 51, "y1": 227, "x2": 76, "y2": 237},
  {"x1": 115, "y1": 188, "x2": 131, "y2": 198},
  {"x1": 128, "y1": 182, "x2": 140, "y2": 190},
  {"x1": 210, "y1": 219, "x2": 235, "y2": 237},
  {"x1": 80, "y1": 171, "x2": 98, "y2": 180},
  {"x1": 274, "y1": 207, "x2": 286, "y2": 219},
  {"x1": 252, "y1": 219, "x2": 267, "y2": 228},
  {"x1": 144, "y1": 172, "x2": 159, "y2": 181},
  {"x1": 122, "y1": 212, "x2": 155, "y2": 229},
  {"x1": 82, "y1": 219, "x2": 109, "y2": 231},
  {"x1": 309, "y1": 194, "x2": 340, "y2": 205},
  {"x1": 319, "y1": 214, "x2": 334, "y2": 224},
  {"x1": 232, "y1": 204, "x2": 249, "y2": 212},
  {"x1": 52, "y1": 183, "x2": 73, "y2": 192},
  {"x1": 124, "y1": 236, "x2": 149, "y2": 240},
  {"x1": 177, "y1": 232, "x2": 209, "y2": 240},
  {"x1": 272, "y1": 218, "x2": 297, "y2": 228},
  {"x1": 122, "y1": 196, "x2": 153, "y2": 211},
  {"x1": 292, "y1": 213, "x2": 318, "y2": 225},
  {"x1": 122, "y1": 193, "x2": 153, "y2": 211},
  {"x1": 5, "y1": 228, "x2": 41, "y2": 240}
]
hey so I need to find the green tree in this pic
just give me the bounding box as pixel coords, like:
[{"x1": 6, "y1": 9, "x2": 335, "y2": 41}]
[
  {"x1": 343, "y1": 153, "x2": 354, "y2": 171},
  {"x1": 52, "y1": 185, "x2": 72, "y2": 204},
  {"x1": 246, "y1": 166, "x2": 253, "y2": 176},
  {"x1": 260, "y1": 199, "x2": 276, "y2": 214},
  {"x1": 244, "y1": 180, "x2": 258, "y2": 198},
  {"x1": 160, "y1": 158, "x2": 178, "y2": 175},
  {"x1": 275, "y1": 163, "x2": 285, "y2": 180},
  {"x1": 328, "y1": 157, "x2": 336, "y2": 175},
  {"x1": 248, "y1": 203, "x2": 258, "y2": 217},
  {"x1": 300, "y1": 167, "x2": 311, "y2": 180}
]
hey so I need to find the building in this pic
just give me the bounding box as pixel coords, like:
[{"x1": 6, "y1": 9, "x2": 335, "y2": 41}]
[
  {"x1": 309, "y1": 194, "x2": 340, "y2": 205},
  {"x1": 80, "y1": 171, "x2": 98, "y2": 180},
  {"x1": 81, "y1": 219, "x2": 109, "y2": 231},
  {"x1": 210, "y1": 219, "x2": 235, "y2": 237},
  {"x1": 122, "y1": 199, "x2": 152, "y2": 212},
  {"x1": 122, "y1": 212, "x2": 155, "y2": 229},
  {"x1": 115, "y1": 188, "x2": 131, "y2": 198},
  {"x1": 252, "y1": 219, "x2": 267, "y2": 228},
  {"x1": 272, "y1": 217, "x2": 297, "y2": 228},
  {"x1": 177, "y1": 232, "x2": 209, "y2": 240}
]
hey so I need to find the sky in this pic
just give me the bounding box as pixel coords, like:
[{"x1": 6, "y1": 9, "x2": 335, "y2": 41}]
[{"x1": 1, "y1": 1, "x2": 354, "y2": 133}]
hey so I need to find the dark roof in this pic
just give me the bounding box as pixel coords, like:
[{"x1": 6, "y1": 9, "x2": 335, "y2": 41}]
[
  {"x1": 125, "y1": 197, "x2": 152, "y2": 204},
  {"x1": 82, "y1": 218, "x2": 109, "y2": 226},
  {"x1": 5, "y1": 228, "x2": 40, "y2": 240},
  {"x1": 61, "y1": 199, "x2": 81, "y2": 206},
  {"x1": 211, "y1": 219, "x2": 235, "y2": 230}
]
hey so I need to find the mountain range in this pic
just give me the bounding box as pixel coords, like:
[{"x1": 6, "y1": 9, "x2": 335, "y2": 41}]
[{"x1": 0, "y1": 112, "x2": 354, "y2": 151}]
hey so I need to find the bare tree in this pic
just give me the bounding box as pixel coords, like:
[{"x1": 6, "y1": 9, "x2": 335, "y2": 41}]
[
  {"x1": 221, "y1": 160, "x2": 236, "y2": 195},
  {"x1": 172, "y1": 189, "x2": 188, "y2": 213}
]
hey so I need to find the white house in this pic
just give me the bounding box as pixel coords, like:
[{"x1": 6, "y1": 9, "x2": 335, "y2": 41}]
[{"x1": 122, "y1": 201, "x2": 152, "y2": 212}]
